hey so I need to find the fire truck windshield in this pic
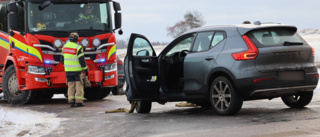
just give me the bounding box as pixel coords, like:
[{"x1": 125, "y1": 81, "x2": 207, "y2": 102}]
[{"x1": 27, "y1": 2, "x2": 112, "y2": 35}]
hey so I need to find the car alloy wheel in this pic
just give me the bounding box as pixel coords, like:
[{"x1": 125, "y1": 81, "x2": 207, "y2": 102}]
[{"x1": 210, "y1": 76, "x2": 243, "y2": 115}]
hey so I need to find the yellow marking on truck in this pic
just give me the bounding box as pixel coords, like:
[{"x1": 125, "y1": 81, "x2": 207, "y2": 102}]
[
  {"x1": 10, "y1": 37, "x2": 43, "y2": 62},
  {"x1": 108, "y1": 45, "x2": 116, "y2": 60},
  {"x1": 0, "y1": 37, "x2": 10, "y2": 50}
]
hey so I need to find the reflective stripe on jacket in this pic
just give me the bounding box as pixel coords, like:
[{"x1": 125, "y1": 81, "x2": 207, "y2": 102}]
[{"x1": 62, "y1": 42, "x2": 88, "y2": 72}]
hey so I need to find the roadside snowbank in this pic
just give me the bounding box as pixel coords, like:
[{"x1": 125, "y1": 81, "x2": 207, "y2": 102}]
[{"x1": 0, "y1": 106, "x2": 66, "y2": 137}]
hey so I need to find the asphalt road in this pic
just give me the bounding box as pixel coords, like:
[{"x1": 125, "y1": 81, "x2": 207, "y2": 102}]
[{"x1": 1, "y1": 92, "x2": 320, "y2": 137}]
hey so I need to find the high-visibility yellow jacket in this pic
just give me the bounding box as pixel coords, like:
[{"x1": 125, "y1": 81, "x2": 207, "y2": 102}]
[{"x1": 61, "y1": 42, "x2": 88, "y2": 76}]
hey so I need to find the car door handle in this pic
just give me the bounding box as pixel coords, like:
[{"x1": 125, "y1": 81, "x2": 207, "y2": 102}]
[
  {"x1": 141, "y1": 59, "x2": 150, "y2": 62},
  {"x1": 205, "y1": 57, "x2": 213, "y2": 61}
]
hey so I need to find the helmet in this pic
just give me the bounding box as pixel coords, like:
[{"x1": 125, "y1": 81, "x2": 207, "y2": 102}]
[
  {"x1": 69, "y1": 32, "x2": 79, "y2": 42},
  {"x1": 84, "y1": 4, "x2": 94, "y2": 10}
]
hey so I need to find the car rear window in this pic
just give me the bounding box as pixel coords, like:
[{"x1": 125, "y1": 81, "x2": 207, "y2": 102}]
[{"x1": 247, "y1": 28, "x2": 306, "y2": 47}]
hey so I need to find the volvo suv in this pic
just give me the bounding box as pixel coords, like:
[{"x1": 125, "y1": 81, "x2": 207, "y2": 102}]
[{"x1": 124, "y1": 21, "x2": 319, "y2": 115}]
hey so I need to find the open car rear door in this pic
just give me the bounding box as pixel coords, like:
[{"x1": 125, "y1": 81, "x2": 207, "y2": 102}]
[{"x1": 124, "y1": 33, "x2": 160, "y2": 101}]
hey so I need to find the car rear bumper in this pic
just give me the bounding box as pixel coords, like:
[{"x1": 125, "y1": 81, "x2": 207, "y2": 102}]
[{"x1": 234, "y1": 72, "x2": 319, "y2": 100}]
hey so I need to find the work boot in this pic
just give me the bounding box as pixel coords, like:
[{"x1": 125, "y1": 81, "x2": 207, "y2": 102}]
[
  {"x1": 76, "y1": 103, "x2": 85, "y2": 107},
  {"x1": 70, "y1": 102, "x2": 76, "y2": 108}
]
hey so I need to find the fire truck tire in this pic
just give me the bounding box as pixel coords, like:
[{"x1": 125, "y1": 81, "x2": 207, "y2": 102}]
[
  {"x1": 84, "y1": 87, "x2": 111, "y2": 100},
  {"x1": 3, "y1": 65, "x2": 35, "y2": 104}
]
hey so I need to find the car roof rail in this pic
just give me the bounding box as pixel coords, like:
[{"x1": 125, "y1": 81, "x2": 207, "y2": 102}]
[{"x1": 253, "y1": 21, "x2": 282, "y2": 25}]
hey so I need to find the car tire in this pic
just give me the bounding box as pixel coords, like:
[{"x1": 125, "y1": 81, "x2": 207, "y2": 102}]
[
  {"x1": 136, "y1": 101, "x2": 152, "y2": 113},
  {"x1": 281, "y1": 92, "x2": 313, "y2": 108},
  {"x1": 84, "y1": 87, "x2": 111, "y2": 100},
  {"x1": 209, "y1": 76, "x2": 243, "y2": 115},
  {"x1": 3, "y1": 65, "x2": 35, "y2": 104}
]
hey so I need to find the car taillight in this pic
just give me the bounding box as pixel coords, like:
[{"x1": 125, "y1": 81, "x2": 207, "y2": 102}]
[
  {"x1": 253, "y1": 78, "x2": 274, "y2": 83},
  {"x1": 232, "y1": 35, "x2": 259, "y2": 60},
  {"x1": 308, "y1": 44, "x2": 315, "y2": 56}
]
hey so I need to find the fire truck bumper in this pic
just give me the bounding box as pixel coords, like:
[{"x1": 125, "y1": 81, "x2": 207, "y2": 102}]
[{"x1": 22, "y1": 70, "x2": 117, "y2": 90}]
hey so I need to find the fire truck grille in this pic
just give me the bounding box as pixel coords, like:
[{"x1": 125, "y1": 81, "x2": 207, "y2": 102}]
[
  {"x1": 53, "y1": 55, "x2": 61, "y2": 61},
  {"x1": 84, "y1": 54, "x2": 96, "y2": 60}
]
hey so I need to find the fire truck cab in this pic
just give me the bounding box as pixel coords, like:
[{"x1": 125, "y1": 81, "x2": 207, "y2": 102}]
[{"x1": 0, "y1": 0, "x2": 122, "y2": 104}]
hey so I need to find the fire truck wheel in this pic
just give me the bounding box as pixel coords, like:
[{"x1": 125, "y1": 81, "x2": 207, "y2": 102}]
[
  {"x1": 84, "y1": 87, "x2": 111, "y2": 100},
  {"x1": 3, "y1": 65, "x2": 35, "y2": 104}
]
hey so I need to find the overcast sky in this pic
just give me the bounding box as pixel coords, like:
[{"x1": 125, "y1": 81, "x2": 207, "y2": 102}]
[{"x1": 114, "y1": 0, "x2": 320, "y2": 42}]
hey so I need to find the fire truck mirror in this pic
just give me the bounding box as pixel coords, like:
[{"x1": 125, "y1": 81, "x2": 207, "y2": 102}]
[
  {"x1": 7, "y1": 2, "x2": 17, "y2": 12},
  {"x1": 39, "y1": 1, "x2": 51, "y2": 11},
  {"x1": 113, "y1": 2, "x2": 121, "y2": 11},
  {"x1": 114, "y1": 12, "x2": 122, "y2": 29},
  {"x1": 7, "y1": 3, "x2": 17, "y2": 31}
]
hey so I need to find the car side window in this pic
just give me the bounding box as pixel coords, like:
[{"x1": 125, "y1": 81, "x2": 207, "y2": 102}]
[
  {"x1": 211, "y1": 32, "x2": 225, "y2": 48},
  {"x1": 166, "y1": 36, "x2": 194, "y2": 56},
  {"x1": 132, "y1": 37, "x2": 154, "y2": 56},
  {"x1": 192, "y1": 32, "x2": 214, "y2": 52}
]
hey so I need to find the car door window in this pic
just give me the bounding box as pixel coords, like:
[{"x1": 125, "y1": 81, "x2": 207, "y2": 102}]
[
  {"x1": 166, "y1": 36, "x2": 194, "y2": 56},
  {"x1": 211, "y1": 32, "x2": 225, "y2": 48},
  {"x1": 132, "y1": 37, "x2": 154, "y2": 56},
  {"x1": 192, "y1": 32, "x2": 214, "y2": 52}
]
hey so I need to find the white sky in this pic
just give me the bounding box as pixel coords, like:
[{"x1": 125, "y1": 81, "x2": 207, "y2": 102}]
[{"x1": 114, "y1": 0, "x2": 320, "y2": 42}]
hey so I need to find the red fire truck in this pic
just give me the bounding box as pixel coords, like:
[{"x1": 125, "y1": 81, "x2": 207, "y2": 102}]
[{"x1": 0, "y1": 0, "x2": 122, "y2": 104}]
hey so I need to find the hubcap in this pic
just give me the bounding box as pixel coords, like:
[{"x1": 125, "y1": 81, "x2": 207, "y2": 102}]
[
  {"x1": 8, "y1": 73, "x2": 22, "y2": 96},
  {"x1": 212, "y1": 81, "x2": 231, "y2": 111}
]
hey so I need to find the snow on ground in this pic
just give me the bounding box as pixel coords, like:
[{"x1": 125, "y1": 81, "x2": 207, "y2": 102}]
[{"x1": 0, "y1": 99, "x2": 67, "y2": 137}]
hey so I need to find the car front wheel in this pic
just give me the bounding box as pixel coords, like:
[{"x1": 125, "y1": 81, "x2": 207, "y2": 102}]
[
  {"x1": 209, "y1": 76, "x2": 243, "y2": 115},
  {"x1": 281, "y1": 92, "x2": 313, "y2": 108},
  {"x1": 136, "y1": 101, "x2": 152, "y2": 113}
]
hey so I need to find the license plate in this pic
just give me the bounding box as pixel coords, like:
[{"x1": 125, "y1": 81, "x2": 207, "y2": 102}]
[{"x1": 278, "y1": 71, "x2": 305, "y2": 81}]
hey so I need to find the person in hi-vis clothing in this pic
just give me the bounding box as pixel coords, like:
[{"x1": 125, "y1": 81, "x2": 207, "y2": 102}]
[{"x1": 61, "y1": 32, "x2": 88, "y2": 107}]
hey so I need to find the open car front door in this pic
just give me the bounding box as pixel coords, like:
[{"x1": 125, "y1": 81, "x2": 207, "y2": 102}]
[{"x1": 125, "y1": 33, "x2": 160, "y2": 101}]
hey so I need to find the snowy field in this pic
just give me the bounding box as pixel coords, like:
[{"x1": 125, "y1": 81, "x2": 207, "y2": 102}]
[
  {"x1": 0, "y1": 34, "x2": 320, "y2": 137},
  {"x1": 0, "y1": 105, "x2": 67, "y2": 137}
]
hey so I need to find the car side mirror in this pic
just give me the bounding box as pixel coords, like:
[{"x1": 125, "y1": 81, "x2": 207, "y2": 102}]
[{"x1": 136, "y1": 49, "x2": 149, "y2": 56}]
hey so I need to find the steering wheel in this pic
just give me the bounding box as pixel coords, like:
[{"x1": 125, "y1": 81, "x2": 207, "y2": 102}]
[{"x1": 178, "y1": 50, "x2": 189, "y2": 59}]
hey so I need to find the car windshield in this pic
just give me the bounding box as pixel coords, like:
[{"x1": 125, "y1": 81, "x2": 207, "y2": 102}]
[
  {"x1": 27, "y1": 2, "x2": 112, "y2": 34},
  {"x1": 248, "y1": 28, "x2": 306, "y2": 47}
]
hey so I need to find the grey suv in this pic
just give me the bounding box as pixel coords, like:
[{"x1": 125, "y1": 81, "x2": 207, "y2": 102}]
[{"x1": 124, "y1": 21, "x2": 319, "y2": 115}]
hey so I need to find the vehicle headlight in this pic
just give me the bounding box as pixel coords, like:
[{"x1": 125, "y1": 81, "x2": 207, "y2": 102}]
[
  {"x1": 92, "y1": 38, "x2": 101, "y2": 47},
  {"x1": 81, "y1": 38, "x2": 89, "y2": 47},
  {"x1": 28, "y1": 65, "x2": 46, "y2": 75},
  {"x1": 105, "y1": 63, "x2": 117, "y2": 72},
  {"x1": 54, "y1": 39, "x2": 63, "y2": 48}
]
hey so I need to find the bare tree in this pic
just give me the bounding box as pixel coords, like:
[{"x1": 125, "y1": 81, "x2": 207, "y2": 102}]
[
  {"x1": 116, "y1": 39, "x2": 128, "y2": 49},
  {"x1": 167, "y1": 10, "x2": 205, "y2": 39},
  {"x1": 184, "y1": 11, "x2": 205, "y2": 28}
]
